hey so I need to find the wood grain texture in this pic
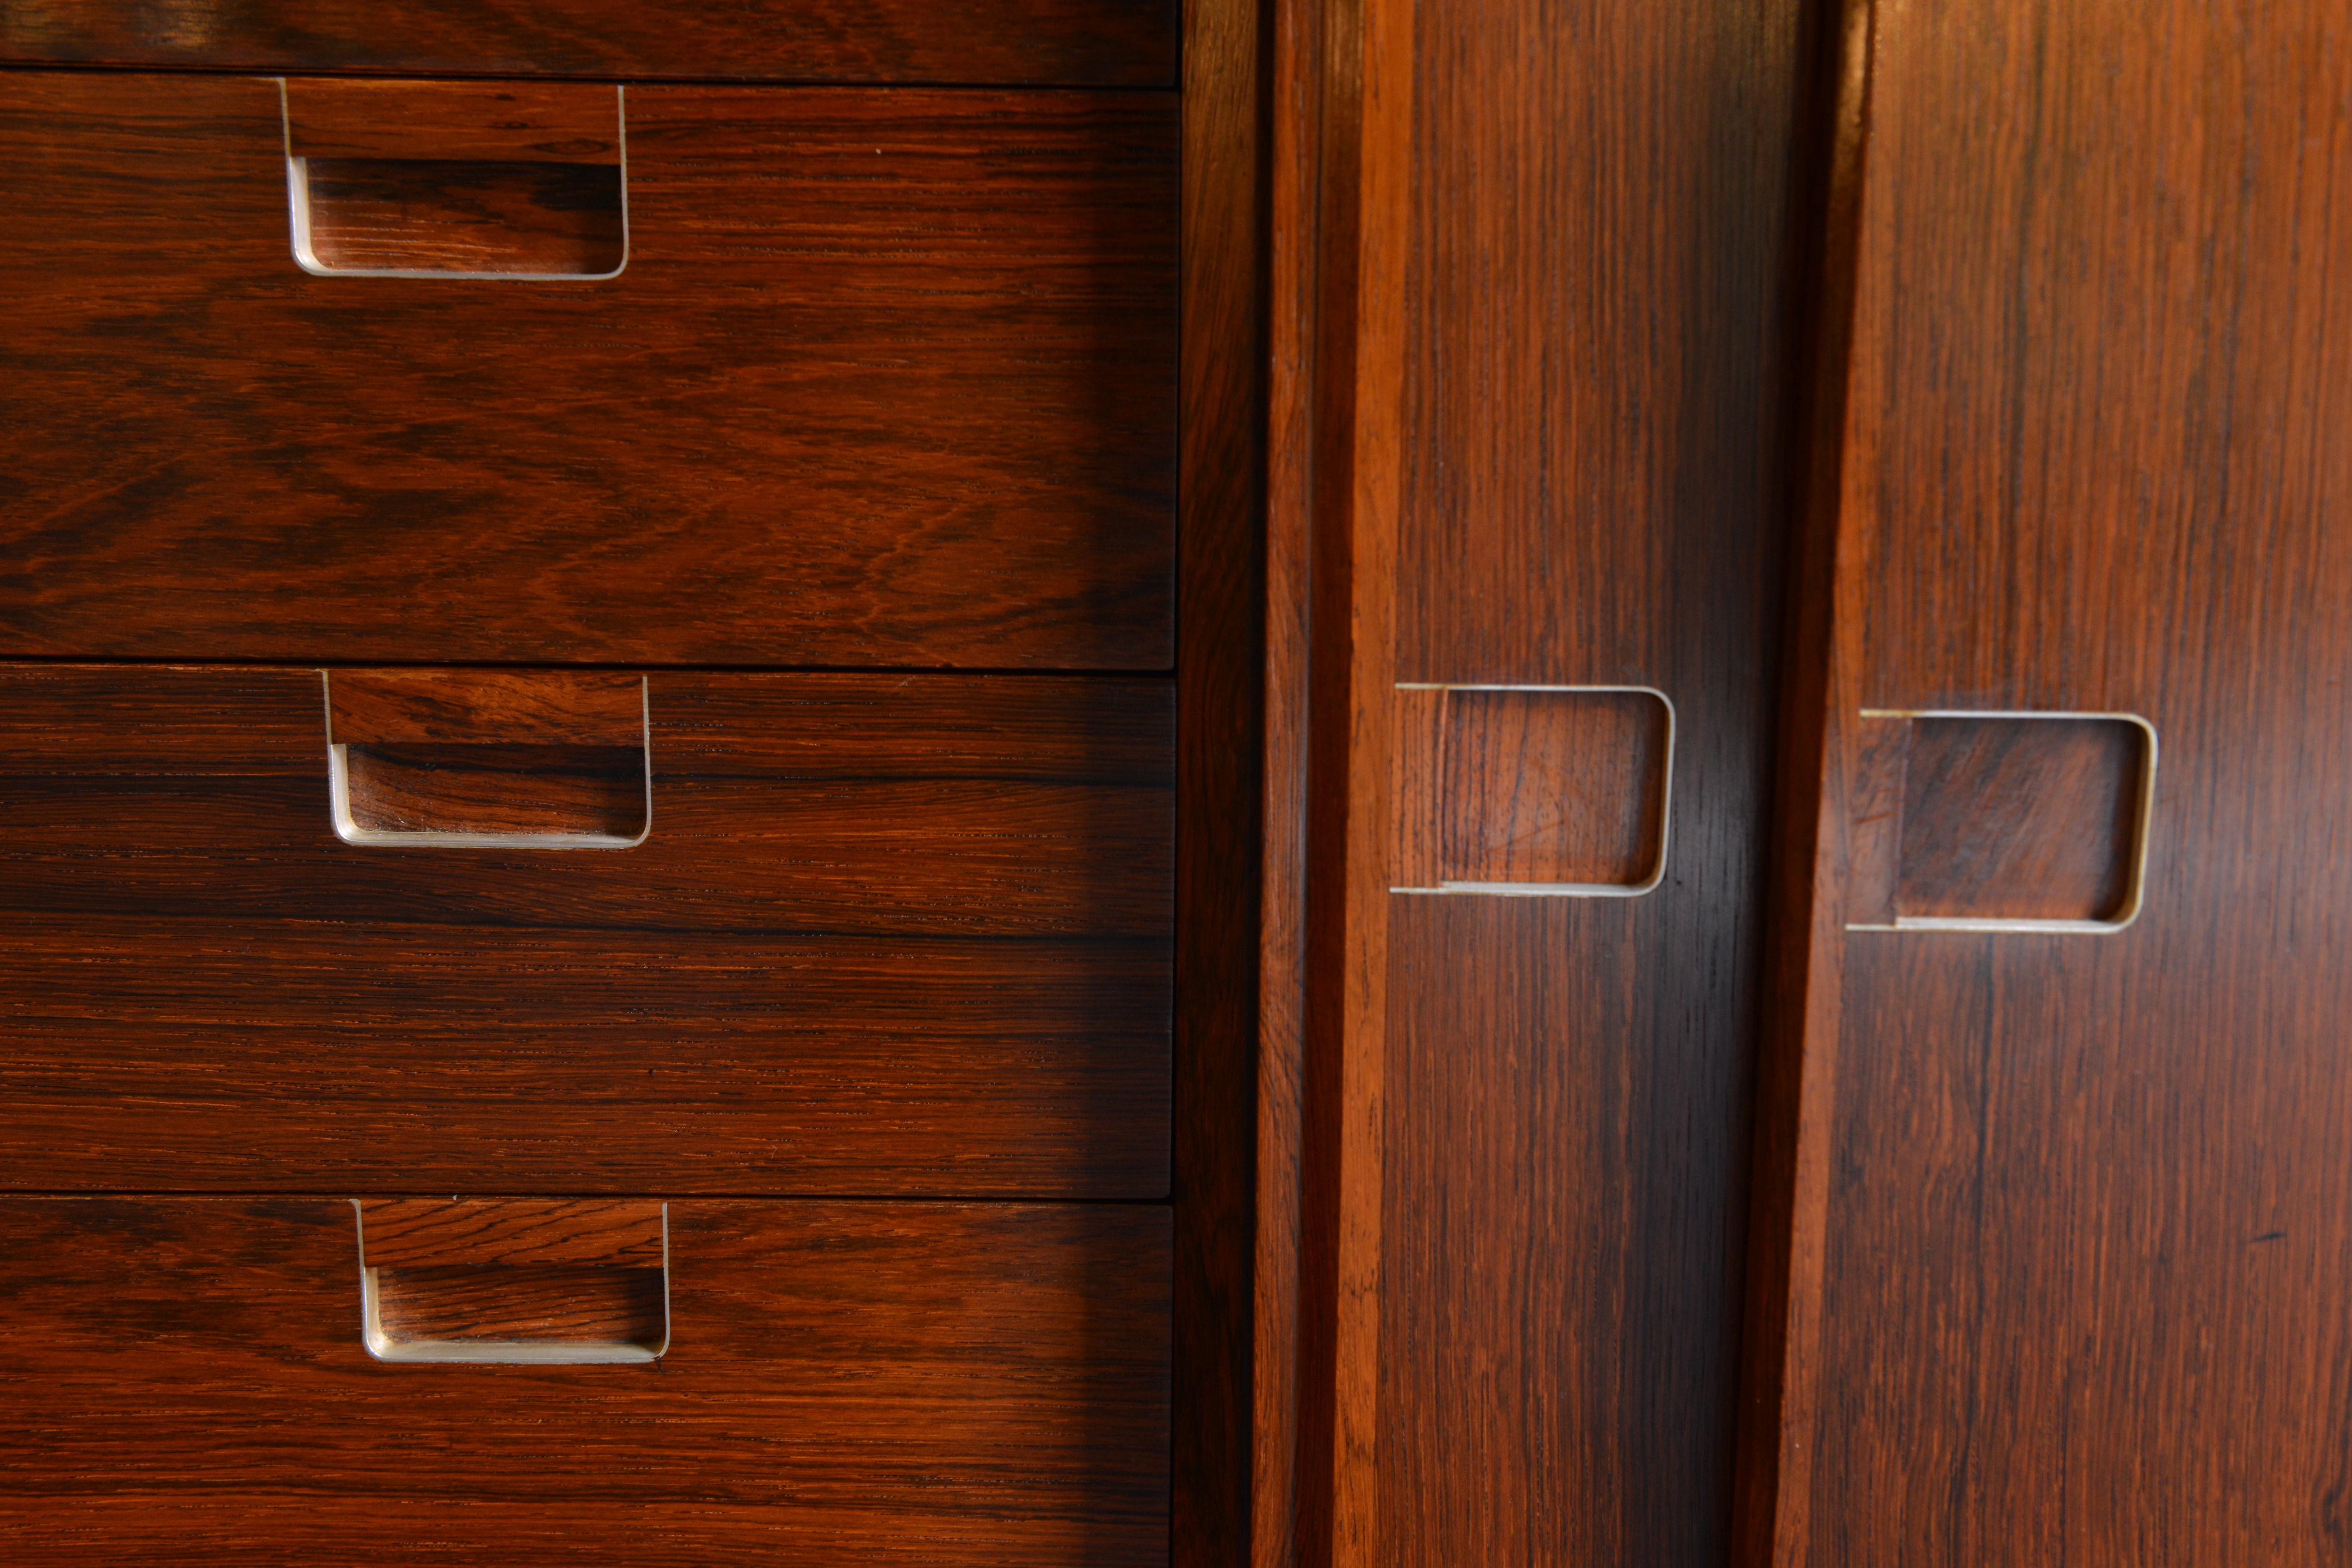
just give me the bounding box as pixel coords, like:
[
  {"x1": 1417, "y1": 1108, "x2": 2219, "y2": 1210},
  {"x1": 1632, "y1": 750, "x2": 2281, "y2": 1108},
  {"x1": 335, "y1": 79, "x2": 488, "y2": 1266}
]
[
  {"x1": 1254, "y1": 0, "x2": 1325, "y2": 1544},
  {"x1": 358, "y1": 1198, "x2": 666, "y2": 1267},
  {"x1": 1751, "y1": 1, "x2": 2352, "y2": 1564},
  {"x1": 372, "y1": 1263, "x2": 668, "y2": 1346},
  {"x1": 1891, "y1": 715, "x2": 2146, "y2": 922},
  {"x1": 329, "y1": 669, "x2": 646, "y2": 746},
  {"x1": 299, "y1": 158, "x2": 627, "y2": 277},
  {"x1": 1725, "y1": 0, "x2": 1872, "y2": 1559},
  {"x1": 1332, "y1": 0, "x2": 1809, "y2": 1561},
  {"x1": 1170, "y1": 0, "x2": 1268, "y2": 1554},
  {"x1": 0, "y1": 666, "x2": 1172, "y2": 1194},
  {"x1": 331, "y1": 670, "x2": 650, "y2": 837},
  {"x1": 285, "y1": 79, "x2": 623, "y2": 163},
  {"x1": 0, "y1": 72, "x2": 1176, "y2": 668},
  {"x1": 0, "y1": 1197, "x2": 1170, "y2": 1565},
  {"x1": 1400, "y1": 687, "x2": 1671, "y2": 888},
  {"x1": 339, "y1": 741, "x2": 647, "y2": 836},
  {"x1": 0, "y1": 0, "x2": 1177, "y2": 88}
]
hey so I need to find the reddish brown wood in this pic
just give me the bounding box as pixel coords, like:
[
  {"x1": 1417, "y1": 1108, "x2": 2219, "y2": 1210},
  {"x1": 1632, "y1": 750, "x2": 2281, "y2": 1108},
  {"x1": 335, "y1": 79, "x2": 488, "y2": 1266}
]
[
  {"x1": 1259, "y1": 0, "x2": 1410, "y2": 1558},
  {"x1": 331, "y1": 669, "x2": 649, "y2": 836},
  {"x1": 329, "y1": 669, "x2": 645, "y2": 745},
  {"x1": 285, "y1": 79, "x2": 623, "y2": 163},
  {"x1": 299, "y1": 159, "x2": 627, "y2": 277},
  {"x1": 0, "y1": 72, "x2": 1176, "y2": 668},
  {"x1": 0, "y1": 1197, "x2": 1170, "y2": 1565},
  {"x1": 357, "y1": 1198, "x2": 667, "y2": 1267},
  {"x1": 339, "y1": 741, "x2": 646, "y2": 836},
  {"x1": 1746, "y1": 1, "x2": 2352, "y2": 1564},
  {"x1": 1170, "y1": 0, "x2": 1268, "y2": 1554},
  {"x1": 370, "y1": 1261, "x2": 668, "y2": 1346},
  {"x1": 0, "y1": 0, "x2": 1176, "y2": 88},
  {"x1": 1891, "y1": 715, "x2": 2147, "y2": 923},
  {"x1": 1409, "y1": 687, "x2": 1672, "y2": 889},
  {"x1": 0, "y1": 666, "x2": 1172, "y2": 1194},
  {"x1": 1268, "y1": 0, "x2": 1810, "y2": 1561},
  {"x1": 1371, "y1": 0, "x2": 1807, "y2": 1555},
  {"x1": 359, "y1": 1201, "x2": 669, "y2": 1351},
  {"x1": 1256, "y1": 0, "x2": 1340, "y2": 1553},
  {"x1": 1727, "y1": 0, "x2": 1872, "y2": 1561}
]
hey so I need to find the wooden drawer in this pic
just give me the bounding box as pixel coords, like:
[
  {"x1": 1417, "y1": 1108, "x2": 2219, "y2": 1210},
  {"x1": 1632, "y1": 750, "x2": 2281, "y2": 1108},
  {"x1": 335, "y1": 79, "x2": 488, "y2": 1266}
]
[
  {"x1": 0, "y1": 71, "x2": 1176, "y2": 668},
  {"x1": 0, "y1": 666, "x2": 1171, "y2": 1195},
  {"x1": 0, "y1": 0, "x2": 1176, "y2": 88},
  {"x1": 0, "y1": 1196, "x2": 1170, "y2": 1565}
]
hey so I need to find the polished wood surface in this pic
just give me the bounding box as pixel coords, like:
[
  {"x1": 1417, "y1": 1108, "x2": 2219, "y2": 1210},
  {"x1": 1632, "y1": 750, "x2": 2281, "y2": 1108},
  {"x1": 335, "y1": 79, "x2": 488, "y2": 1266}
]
[
  {"x1": 1389, "y1": 686, "x2": 1673, "y2": 890},
  {"x1": 284, "y1": 78, "x2": 623, "y2": 162},
  {"x1": 1264, "y1": 0, "x2": 1810, "y2": 1560},
  {"x1": 300, "y1": 158, "x2": 627, "y2": 277},
  {"x1": 0, "y1": 1197, "x2": 1170, "y2": 1564},
  {"x1": 288, "y1": 81, "x2": 627, "y2": 278},
  {"x1": 1742, "y1": 1, "x2": 2352, "y2": 1563},
  {"x1": 331, "y1": 669, "x2": 649, "y2": 837},
  {"x1": 0, "y1": 666, "x2": 1172, "y2": 1194},
  {"x1": 369, "y1": 1260, "x2": 667, "y2": 1347},
  {"x1": 1375, "y1": 0, "x2": 1804, "y2": 1560},
  {"x1": 1168, "y1": 0, "x2": 1268, "y2": 1555},
  {"x1": 357, "y1": 1198, "x2": 666, "y2": 1267},
  {"x1": 361, "y1": 1199, "x2": 670, "y2": 1349},
  {"x1": 0, "y1": 0, "x2": 1176, "y2": 88},
  {"x1": 0, "y1": 72, "x2": 1176, "y2": 667},
  {"x1": 1887, "y1": 715, "x2": 2147, "y2": 924},
  {"x1": 328, "y1": 668, "x2": 641, "y2": 742}
]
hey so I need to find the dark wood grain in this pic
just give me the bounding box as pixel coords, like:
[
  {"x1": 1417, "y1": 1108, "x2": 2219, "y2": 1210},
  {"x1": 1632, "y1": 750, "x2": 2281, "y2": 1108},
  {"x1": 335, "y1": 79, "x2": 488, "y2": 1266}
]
[
  {"x1": 1327, "y1": 0, "x2": 1812, "y2": 1561},
  {"x1": 360, "y1": 1201, "x2": 668, "y2": 1353},
  {"x1": 1405, "y1": 687, "x2": 1672, "y2": 888},
  {"x1": 1746, "y1": 1, "x2": 2352, "y2": 1564},
  {"x1": 358, "y1": 1198, "x2": 667, "y2": 1267},
  {"x1": 1257, "y1": 0, "x2": 1811, "y2": 1550},
  {"x1": 1254, "y1": 0, "x2": 1328, "y2": 1547},
  {"x1": 372, "y1": 1263, "x2": 669, "y2": 1346},
  {"x1": 1170, "y1": 0, "x2": 1268, "y2": 1554},
  {"x1": 0, "y1": 1196, "x2": 1170, "y2": 1565},
  {"x1": 0, "y1": 72, "x2": 1176, "y2": 668},
  {"x1": 331, "y1": 668, "x2": 650, "y2": 837},
  {"x1": 329, "y1": 669, "x2": 645, "y2": 744},
  {"x1": 1892, "y1": 715, "x2": 2146, "y2": 923},
  {"x1": 338, "y1": 742, "x2": 646, "y2": 836},
  {"x1": 0, "y1": 666, "x2": 1172, "y2": 1194},
  {"x1": 285, "y1": 78, "x2": 623, "y2": 163},
  {"x1": 300, "y1": 158, "x2": 627, "y2": 276},
  {"x1": 0, "y1": 0, "x2": 1176, "y2": 88}
]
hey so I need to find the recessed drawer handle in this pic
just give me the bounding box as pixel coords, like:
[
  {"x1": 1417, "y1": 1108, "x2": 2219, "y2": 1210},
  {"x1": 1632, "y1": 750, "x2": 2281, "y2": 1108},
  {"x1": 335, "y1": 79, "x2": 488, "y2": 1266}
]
[
  {"x1": 323, "y1": 669, "x2": 651, "y2": 849},
  {"x1": 354, "y1": 1198, "x2": 669, "y2": 1365},
  {"x1": 281, "y1": 78, "x2": 628, "y2": 281}
]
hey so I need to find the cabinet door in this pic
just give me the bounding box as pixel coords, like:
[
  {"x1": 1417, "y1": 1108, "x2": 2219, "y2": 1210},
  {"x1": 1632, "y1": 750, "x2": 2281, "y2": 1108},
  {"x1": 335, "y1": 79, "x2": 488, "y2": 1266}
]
[
  {"x1": 1259, "y1": 0, "x2": 1810, "y2": 1559},
  {"x1": 1739, "y1": 4, "x2": 2352, "y2": 1566}
]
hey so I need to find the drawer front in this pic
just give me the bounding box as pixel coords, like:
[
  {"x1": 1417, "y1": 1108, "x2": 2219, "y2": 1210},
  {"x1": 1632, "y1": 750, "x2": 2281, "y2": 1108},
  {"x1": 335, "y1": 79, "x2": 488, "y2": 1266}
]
[
  {"x1": 0, "y1": 0, "x2": 1176, "y2": 88},
  {"x1": 0, "y1": 72, "x2": 1176, "y2": 668},
  {"x1": 0, "y1": 667, "x2": 1171, "y2": 1194},
  {"x1": 0, "y1": 1196, "x2": 1171, "y2": 1565}
]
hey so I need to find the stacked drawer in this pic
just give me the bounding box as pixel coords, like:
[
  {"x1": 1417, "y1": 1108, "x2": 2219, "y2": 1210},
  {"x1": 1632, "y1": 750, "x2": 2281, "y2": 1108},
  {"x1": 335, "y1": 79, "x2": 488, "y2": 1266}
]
[{"x1": 0, "y1": 6, "x2": 1179, "y2": 1561}]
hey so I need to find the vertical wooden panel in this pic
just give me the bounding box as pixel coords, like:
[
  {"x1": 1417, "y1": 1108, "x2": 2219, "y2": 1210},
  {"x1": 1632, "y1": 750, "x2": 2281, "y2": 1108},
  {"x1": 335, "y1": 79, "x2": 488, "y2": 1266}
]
[
  {"x1": 1174, "y1": 0, "x2": 1267, "y2": 1557},
  {"x1": 1264, "y1": 0, "x2": 1808, "y2": 1559},
  {"x1": 1749, "y1": 1, "x2": 2352, "y2": 1564}
]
